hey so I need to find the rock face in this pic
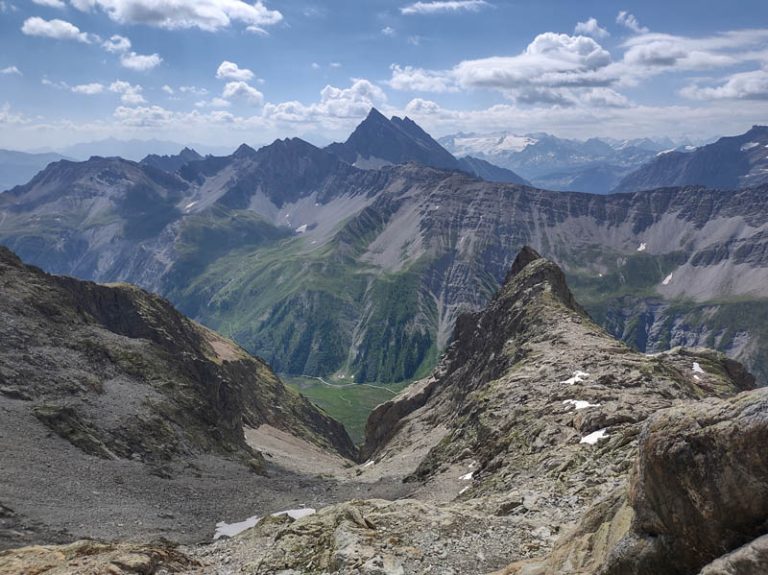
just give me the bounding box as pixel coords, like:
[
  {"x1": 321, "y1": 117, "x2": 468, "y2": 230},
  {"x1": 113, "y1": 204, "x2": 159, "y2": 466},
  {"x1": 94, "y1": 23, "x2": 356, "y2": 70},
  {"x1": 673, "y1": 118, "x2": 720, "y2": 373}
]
[
  {"x1": 141, "y1": 147, "x2": 203, "y2": 174},
  {"x1": 0, "y1": 246, "x2": 362, "y2": 550},
  {"x1": 614, "y1": 125, "x2": 768, "y2": 193}
]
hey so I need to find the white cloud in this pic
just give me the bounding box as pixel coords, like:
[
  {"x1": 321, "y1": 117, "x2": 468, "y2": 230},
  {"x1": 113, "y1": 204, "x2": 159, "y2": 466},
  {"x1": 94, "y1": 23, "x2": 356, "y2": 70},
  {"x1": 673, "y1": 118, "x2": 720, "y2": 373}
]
[
  {"x1": 161, "y1": 84, "x2": 174, "y2": 95},
  {"x1": 0, "y1": 103, "x2": 29, "y2": 125},
  {"x1": 575, "y1": 18, "x2": 609, "y2": 39},
  {"x1": 382, "y1": 26, "x2": 396, "y2": 36},
  {"x1": 681, "y1": 69, "x2": 768, "y2": 100},
  {"x1": 263, "y1": 79, "x2": 387, "y2": 123},
  {"x1": 616, "y1": 11, "x2": 649, "y2": 34},
  {"x1": 113, "y1": 104, "x2": 173, "y2": 126},
  {"x1": 31, "y1": 0, "x2": 66, "y2": 8},
  {"x1": 120, "y1": 51, "x2": 162, "y2": 71},
  {"x1": 71, "y1": 0, "x2": 283, "y2": 33},
  {"x1": 72, "y1": 82, "x2": 104, "y2": 94},
  {"x1": 311, "y1": 62, "x2": 320, "y2": 70},
  {"x1": 102, "y1": 34, "x2": 131, "y2": 53},
  {"x1": 21, "y1": 17, "x2": 90, "y2": 43},
  {"x1": 222, "y1": 81, "x2": 264, "y2": 105},
  {"x1": 401, "y1": 0, "x2": 489, "y2": 15},
  {"x1": 109, "y1": 80, "x2": 146, "y2": 104},
  {"x1": 179, "y1": 85, "x2": 208, "y2": 96},
  {"x1": 448, "y1": 32, "x2": 615, "y2": 98},
  {"x1": 388, "y1": 64, "x2": 455, "y2": 92},
  {"x1": 216, "y1": 61, "x2": 254, "y2": 81},
  {"x1": 330, "y1": 62, "x2": 342, "y2": 68},
  {"x1": 0, "y1": 66, "x2": 21, "y2": 75}
]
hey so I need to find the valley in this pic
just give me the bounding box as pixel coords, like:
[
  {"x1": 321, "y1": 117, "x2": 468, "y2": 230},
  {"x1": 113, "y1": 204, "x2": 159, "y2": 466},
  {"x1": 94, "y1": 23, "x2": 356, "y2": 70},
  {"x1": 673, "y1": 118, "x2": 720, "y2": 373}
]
[{"x1": 2, "y1": 115, "x2": 768, "y2": 387}]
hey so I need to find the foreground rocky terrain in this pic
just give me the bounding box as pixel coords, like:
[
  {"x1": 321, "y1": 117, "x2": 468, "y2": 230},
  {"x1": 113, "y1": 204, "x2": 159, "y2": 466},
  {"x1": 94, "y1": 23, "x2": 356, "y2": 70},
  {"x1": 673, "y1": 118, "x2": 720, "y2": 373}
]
[
  {"x1": 3, "y1": 247, "x2": 765, "y2": 574},
  {"x1": 0, "y1": 247, "x2": 412, "y2": 553}
]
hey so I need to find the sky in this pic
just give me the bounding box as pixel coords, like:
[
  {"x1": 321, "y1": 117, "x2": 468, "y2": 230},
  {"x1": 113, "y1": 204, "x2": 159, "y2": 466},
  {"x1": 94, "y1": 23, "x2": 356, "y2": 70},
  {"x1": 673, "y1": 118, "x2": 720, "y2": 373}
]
[{"x1": 1, "y1": 0, "x2": 768, "y2": 151}]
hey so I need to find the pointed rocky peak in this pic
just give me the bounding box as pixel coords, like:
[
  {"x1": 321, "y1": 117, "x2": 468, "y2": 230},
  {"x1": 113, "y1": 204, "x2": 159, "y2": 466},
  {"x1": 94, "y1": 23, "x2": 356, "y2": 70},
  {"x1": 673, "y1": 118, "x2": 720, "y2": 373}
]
[
  {"x1": 178, "y1": 147, "x2": 202, "y2": 160},
  {"x1": 232, "y1": 143, "x2": 257, "y2": 158},
  {"x1": 503, "y1": 245, "x2": 541, "y2": 282},
  {"x1": 326, "y1": 107, "x2": 461, "y2": 171}
]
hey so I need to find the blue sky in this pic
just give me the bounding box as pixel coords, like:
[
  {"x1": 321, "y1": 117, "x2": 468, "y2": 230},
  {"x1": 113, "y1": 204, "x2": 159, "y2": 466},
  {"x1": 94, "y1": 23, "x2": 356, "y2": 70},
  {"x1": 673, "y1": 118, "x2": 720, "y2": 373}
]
[{"x1": 1, "y1": 0, "x2": 767, "y2": 150}]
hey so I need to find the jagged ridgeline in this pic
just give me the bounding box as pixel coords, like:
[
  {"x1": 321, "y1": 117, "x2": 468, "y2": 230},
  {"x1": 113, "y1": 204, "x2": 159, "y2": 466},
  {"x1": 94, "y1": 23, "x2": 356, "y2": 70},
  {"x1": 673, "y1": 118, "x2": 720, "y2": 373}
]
[{"x1": 2, "y1": 113, "x2": 768, "y2": 385}]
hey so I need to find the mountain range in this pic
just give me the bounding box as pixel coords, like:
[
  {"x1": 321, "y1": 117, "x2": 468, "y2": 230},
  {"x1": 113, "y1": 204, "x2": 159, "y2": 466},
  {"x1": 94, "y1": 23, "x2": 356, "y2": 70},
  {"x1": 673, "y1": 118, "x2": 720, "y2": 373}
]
[
  {"x1": 438, "y1": 131, "x2": 676, "y2": 193},
  {"x1": 0, "y1": 149, "x2": 69, "y2": 192},
  {"x1": 1, "y1": 114, "x2": 768, "y2": 390},
  {"x1": 613, "y1": 125, "x2": 768, "y2": 193}
]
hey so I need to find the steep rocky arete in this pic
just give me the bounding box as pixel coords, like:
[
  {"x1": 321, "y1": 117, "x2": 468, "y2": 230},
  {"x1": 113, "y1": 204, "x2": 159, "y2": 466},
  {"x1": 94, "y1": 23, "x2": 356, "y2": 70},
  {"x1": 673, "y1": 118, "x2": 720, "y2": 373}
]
[{"x1": 7, "y1": 247, "x2": 763, "y2": 574}]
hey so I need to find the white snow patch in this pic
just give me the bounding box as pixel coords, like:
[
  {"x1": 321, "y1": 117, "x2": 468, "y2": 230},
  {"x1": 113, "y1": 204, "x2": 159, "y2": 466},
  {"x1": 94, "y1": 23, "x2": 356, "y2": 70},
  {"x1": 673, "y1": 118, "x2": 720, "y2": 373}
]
[
  {"x1": 184, "y1": 201, "x2": 198, "y2": 210},
  {"x1": 459, "y1": 472, "x2": 474, "y2": 481},
  {"x1": 692, "y1": 362, "x2": 705, "y2": 374},
  {"x1": 580, "y1": 429, "x2": 609, "y2": 445},
  {"x1": 295, "y1": 224, "x2": 308, "y2": 233},
  {"x1": 214, "y1": 515, "x2": 260, "y2": 540},
  {"x1": 459, "y1": 486, "x2": 470, "y2": 495},
  {"x1": 561, "y1": 370, "x2": 590, "y2": 385},
  {"x1": 563, "y1": 399, "x2": 601, "y2": 410},
  {"x1": 662, "y1": 273, "x2": 673, "y2": 286},
  {"x1": 741, "y1": 142, "x2": 759, "y2": 151},
  {"x1": 214, "y1": 508, "x2": 316, "y2": 540},
  {"x1": 637, "y1": 242, "x2": 647, "y2": 252},
  {"x1": 362, "y1": 460, "x2": 375, "y2": 468},
  {"x1": 694, "y1": 374, "x2": 702, "y2": 381}
]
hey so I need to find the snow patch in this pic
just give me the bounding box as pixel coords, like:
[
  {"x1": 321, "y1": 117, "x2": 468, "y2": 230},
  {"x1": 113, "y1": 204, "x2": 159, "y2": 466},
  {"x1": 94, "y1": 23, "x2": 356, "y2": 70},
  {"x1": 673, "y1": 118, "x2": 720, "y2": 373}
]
[
  {"x1": 214, "y1": 515, "x2": 260, "y2": 540},
  {"x1": 214, "y1": 508, "x2": 316, "y2": 540},
  {"x1": 741, "y1": 142, "x2": 759, "y2": 151},
  {"x1": 637, "y1": 242, "x2": 646, "y2": 252},
  {"x1": 295, "y1": 224, "x2": 308, "y2": 233},
  {"x1": 662, "y1": 273, "x2": 673, "y2": 286},
  {"x1": 459, "y1": 472, "x2": 474, "y2": 481},
  {"x1": 580, "y1": 429, "x2": 609, "y2": 445},
  {"x1": 692, "y1": 362, "x2": 705, "y2": 374},
  {"x1": 362, "y1": 460, "x2": 375, "y2": 468},
  {"x1": 563, "y1": 399, "x2": 601, "y2": 410},
  {"x1": 184, "y1": 201, "x2": 198, "y2": 211},
  {"x1": 561, "y1": 370, "x2": 590, "y2": 385},
  {"x1": 459, "y1": 486, "x2": 470, "y2": 495}
]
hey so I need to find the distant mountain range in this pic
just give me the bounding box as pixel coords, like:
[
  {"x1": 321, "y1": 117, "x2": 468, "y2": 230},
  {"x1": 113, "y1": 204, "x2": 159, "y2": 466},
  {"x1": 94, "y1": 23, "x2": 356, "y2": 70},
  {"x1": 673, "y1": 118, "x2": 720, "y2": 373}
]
[
  {"x1": 613, "y1": 125, "x2": 768, "y2": 193},
  {"x1": 438, "y1": 131, "x2": 686, "y2": 193},
  {"x1": 0, "y1": 149, "x2": 69, "y2": 192},
  {"x1": 2, "y1": 112, "x2": 768, "y2": 387}
]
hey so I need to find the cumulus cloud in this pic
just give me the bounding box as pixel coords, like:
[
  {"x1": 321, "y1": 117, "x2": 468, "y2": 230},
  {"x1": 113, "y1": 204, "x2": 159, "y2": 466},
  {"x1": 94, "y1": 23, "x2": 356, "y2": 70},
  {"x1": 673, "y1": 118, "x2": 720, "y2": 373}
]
[
  {"x1": 681, "y1": 69, "x2": 768, "y2": 100},
  {"x1": 575, "y1": 18, "x2": 609, "y2": 39},
  {"x1": 21, "y1": 17, "x2": 90, "y2": 43},
  {"x1": 102, "y1": 34, "x2": 131, "y2": 53},
  {"x1": 161, "y1": 84, "x2": 174, "y2": 95},
  {"x1": 401, "y1": 0, "x2": 489, "y2": 15},
  {"x1": 382, "y1": 26, "x2": 396, "y2": 36},
  {"x1": 216, "y1": 61, "x2": 254, "y2": 81},
  {"x1": 120, "y1": 51, "x2": 162, "y2": 71},
  {"x1": 109, "y1": 80, "x2": 146, "y2": 104},
  {"x1": 388, "y1": 64, "x2": 455, "y2": 92},
  {"x1": 263, "y1": 79, "x2": 387, "y2": 123},
  {"x1": 616, "y1": 11, "x2": 649, "y2": 34},
  {"x1": 222, "y1": 81, "x2": 264, "y2": 105},
  {"x1": 72, "y1": 82, "x2": 104, "y2": 94},
  {"x1": 31, "y1": 0, "x2": 66, "y2": 8},
  {"x1": 71, "y1": 0, "x2": 283, "y2": 33},
  {"x1": 179, "y1": 85, "x2": 208, "y2": 96},
  {"x1": 113, "y1": 104, "x2": 173, "y2": 126},
  {"x1": 0, "y1": 66, "x2": 21, "y2": 75}
]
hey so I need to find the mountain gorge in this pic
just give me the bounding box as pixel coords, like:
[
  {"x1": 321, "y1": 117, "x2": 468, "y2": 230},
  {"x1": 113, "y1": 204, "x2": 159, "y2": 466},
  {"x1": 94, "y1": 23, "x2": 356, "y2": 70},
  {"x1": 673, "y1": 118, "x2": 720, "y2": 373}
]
[{"x1": 1, "y1": 115, "x2": 768, "y2": 389}]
